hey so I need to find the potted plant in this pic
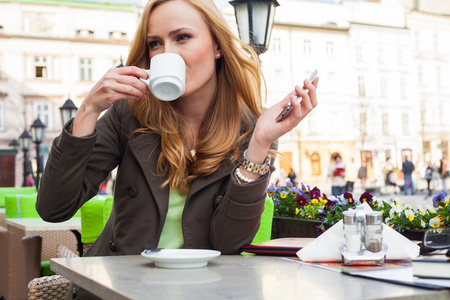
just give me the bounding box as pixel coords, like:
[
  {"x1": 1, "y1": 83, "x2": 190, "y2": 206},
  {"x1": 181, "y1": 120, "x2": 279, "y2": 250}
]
[{"x1": 267, "y1": 181, "x2": 449, "y2": 241}]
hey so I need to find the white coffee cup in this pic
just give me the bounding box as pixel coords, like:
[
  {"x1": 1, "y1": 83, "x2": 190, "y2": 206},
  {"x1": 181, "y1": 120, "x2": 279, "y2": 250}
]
[{"x1": 140, "y1": 53, "x2": 186, "y2": 101}]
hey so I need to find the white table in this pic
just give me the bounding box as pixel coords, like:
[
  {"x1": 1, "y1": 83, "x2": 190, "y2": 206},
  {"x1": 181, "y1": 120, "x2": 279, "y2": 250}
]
[
  {"x1": 0, "y1": 207, "x2": 5, "y2": 227},
  {"x1": 5, "y1": 217, "x2": 81, "y2": 300},
  {"x1": 51, "y1": 255, "x2": 450, "y2": 300}
]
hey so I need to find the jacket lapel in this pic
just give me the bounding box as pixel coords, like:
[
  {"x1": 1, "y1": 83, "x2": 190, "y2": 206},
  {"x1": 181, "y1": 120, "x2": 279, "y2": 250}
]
[{"x1": 127, "y1": 134, "x2": 169, "y2": 216}]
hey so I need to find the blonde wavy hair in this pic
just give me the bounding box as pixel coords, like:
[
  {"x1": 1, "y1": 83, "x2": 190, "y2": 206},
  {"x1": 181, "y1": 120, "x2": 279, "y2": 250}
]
[{"x1": 126, "y1": 0, "x2": 265, "y2": 194}]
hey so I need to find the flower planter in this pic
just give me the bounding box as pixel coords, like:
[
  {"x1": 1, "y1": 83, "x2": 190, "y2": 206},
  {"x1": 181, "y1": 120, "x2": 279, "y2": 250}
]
[
  {"x1": 271, "y1": 216, "x2": 326, "y2": 239},
  {"x1": 272, "y1": 217, "x2": 426, "y2": 242},
  {"x1": 398, "y1": 229, "x2": 425, "y2": 241}
]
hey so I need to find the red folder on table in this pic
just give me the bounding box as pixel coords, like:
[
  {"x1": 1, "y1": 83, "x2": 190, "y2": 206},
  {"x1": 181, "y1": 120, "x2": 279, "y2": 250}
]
[{"x1": 242, "y1": 238, "x2": 314, "y2": 256}]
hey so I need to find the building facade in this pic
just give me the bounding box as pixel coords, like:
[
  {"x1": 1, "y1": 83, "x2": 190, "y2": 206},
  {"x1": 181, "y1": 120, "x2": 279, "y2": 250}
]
[
  {"x1": 0, "y1": 0, "x2": 141, "y2": 186},
  {"x1": 232, "y1": 0, "x2": 450, "y2": 189}
]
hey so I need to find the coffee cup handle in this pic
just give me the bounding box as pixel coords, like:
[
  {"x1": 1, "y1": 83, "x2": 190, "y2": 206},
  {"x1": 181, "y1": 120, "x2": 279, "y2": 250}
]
[{"x1": 140, "y1": 70, "x2": 151, "y2": 85}]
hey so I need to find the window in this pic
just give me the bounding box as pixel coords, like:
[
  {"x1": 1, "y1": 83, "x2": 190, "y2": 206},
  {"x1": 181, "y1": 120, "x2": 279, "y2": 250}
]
[
  {"x1": 382, "y1": 112, "x2": 389, "y2": 135},
  {"x1": 271, "y1": 36, "x2": 282, "y2": 53},
  {"x1": 415, "y1": 30, "x2": 420, "y2": 50},
  {"x1": 398, "y1": 48, "x2": 405, "y2": 65},
  {"x1": 358, "y1": 75, "x2": 366, "y2": 97},
  {"x1": 109, "y1": 31, "x2": 127, "y2": 39},
  {"x1": 80, "y1": 58, "x2": 92, "y2": 81},
  {"x1": 380, "y1": 76, "x2": 386, "y2": 97},
  {"x1": 328, "y1": 71, "x2": 336, "y2": 91},
  {"x1": 418, "y1": 65, "x2": 423, "y2": 85},
  {"x1": 34, "y1": 102, "x2": 52, "y2": 130},
  {"x1": 326, "y1": 41, "x2": 333, "y2": 56},
  {"x1": 402, "y1": 113, "x2": 409, "y2": 135},
  {"x1": 378, "y1": 47, "x2": 385, "y2": 64},
  {"x1": 400, "y1": 76, "x2": 406, "y2": 98},
  {"x1": 437, "y1": 66, "x2": 442, "y2": 86},
  {"x1": 303, "y1": 40, "x2": 311, "y2": 55},
  {"x1": 355, "y1": 45, "x2": 362, "y2": 62},
  {"x1": 34, "y1": 56, "x2": 48, "y2": 79},
  {"x1": 311, "y1": 152, "x2": 321, "y2": 177},
  {"x1": 360, "y1": 112, "x2": 367, "y2": 136},
  {"x1": 433, "y1": 33, "x2": 438, "y2": 52},
  {"x1": 274, "y1": 68, "x2": 283, "y2": 82},
  {"x1": 0, "y1": 101, "x2": 4, "y2": 131},
  {"x1": 76, "y1": 29, "x2": 95, "y2": 38}
]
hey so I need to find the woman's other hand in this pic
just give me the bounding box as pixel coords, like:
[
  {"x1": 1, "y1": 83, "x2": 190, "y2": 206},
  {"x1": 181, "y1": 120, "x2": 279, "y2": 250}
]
[{"x1": 251, "y1": 76, "x2": 319, "y2": 152}]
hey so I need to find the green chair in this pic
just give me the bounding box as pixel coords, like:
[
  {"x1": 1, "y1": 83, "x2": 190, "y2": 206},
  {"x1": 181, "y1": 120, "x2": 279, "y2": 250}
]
[
  {"x1": 5, "y1": 194, "x2": 36, "y2": 218},
  {"x1": 5, "y1": 194, "x2": 81, "y2": 219},
  {"x1": 80, "y1": 195, "x2": 113, "y2": 245},
  {"x1": 251, "y1": 197, "x2": 274, "y2": 244},
  {"x1": 0, "y1": 186, "x2": 36, "y2": 207}
]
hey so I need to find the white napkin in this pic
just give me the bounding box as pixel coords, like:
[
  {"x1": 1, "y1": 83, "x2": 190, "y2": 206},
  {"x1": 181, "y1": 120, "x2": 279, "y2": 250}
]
[{"x1": 297, "y1": 202, "x2": 420, "y2": 261}]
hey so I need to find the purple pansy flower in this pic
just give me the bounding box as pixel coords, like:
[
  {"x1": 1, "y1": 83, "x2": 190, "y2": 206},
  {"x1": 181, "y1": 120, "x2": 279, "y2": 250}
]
[{"x1": 433, "y1": 192, "x2": 446, "y2": 207}]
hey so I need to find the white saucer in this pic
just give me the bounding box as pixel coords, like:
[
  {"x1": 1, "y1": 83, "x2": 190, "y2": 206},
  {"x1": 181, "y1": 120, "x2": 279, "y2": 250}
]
[{"x1": 141, "y1": 249, "x2": 221, "y2": 269}]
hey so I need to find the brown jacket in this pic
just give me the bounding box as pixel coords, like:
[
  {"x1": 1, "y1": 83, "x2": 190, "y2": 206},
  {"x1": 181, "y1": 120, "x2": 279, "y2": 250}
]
[{"x1": 36, "y1": 99, "x2": 274, "y2": 257}]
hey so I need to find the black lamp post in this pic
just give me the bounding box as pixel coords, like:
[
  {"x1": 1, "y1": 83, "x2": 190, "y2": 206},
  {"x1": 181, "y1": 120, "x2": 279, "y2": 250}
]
[
  {"x1": 19, "y1": 130, "x2": 32, "y2": 187},
  {"x1": 9, "y1": 139, "x2": 19, "y2": 151},
  {"x1": 116, "y1": 57, "x2": 124, "y2": 68},
  {"x1": 230, "y1": 0, "x2": 279, "y2": 56},
  {"x1": 59, "y1": 98, "x2": 78, "y2": 126},
  {"x1": 30, "y1": 118, "x2": 46, "y2": 189}
]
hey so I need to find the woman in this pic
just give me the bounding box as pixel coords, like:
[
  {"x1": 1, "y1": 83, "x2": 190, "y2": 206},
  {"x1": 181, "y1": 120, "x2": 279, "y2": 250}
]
[
  {"x1": 37, "y1": 0, "x2": 317, "y2": 295},
  {"x1": 328, "y1": 154, "x2": 346, "y2": 196},
  {"x1": 439, "y1": 158, "x2": 448, "y2": 194}
]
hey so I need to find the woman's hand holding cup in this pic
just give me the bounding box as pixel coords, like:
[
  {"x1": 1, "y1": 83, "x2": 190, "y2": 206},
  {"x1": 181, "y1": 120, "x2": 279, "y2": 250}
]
[{"x1": 73, "y1": 66, "x2": 149, "y2": 136}]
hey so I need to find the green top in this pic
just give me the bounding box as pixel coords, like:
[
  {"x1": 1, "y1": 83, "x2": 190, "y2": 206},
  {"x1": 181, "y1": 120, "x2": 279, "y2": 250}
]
[{"x1": 157, "y1": 189, "x2": 186, "y2": 249}]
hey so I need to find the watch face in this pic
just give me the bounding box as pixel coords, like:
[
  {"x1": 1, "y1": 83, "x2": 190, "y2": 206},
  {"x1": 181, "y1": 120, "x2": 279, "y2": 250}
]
[{"x1": 276, "y1": 103, "x2": 293, "y2": 122}]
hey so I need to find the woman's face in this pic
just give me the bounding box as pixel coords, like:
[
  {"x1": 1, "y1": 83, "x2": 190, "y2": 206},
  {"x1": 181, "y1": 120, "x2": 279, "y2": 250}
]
[{"x1": 146, "y1": 0, "x2": 219, "y2": 101}]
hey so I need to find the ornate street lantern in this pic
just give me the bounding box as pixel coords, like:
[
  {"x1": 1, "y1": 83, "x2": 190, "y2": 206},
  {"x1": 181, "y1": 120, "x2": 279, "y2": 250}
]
[
  {"x1": 230, "y1": 0, "x2": 279, "y2": 56},
  {"x1": 59, "y1": 98, "x2": 78, "y2": 126},
  {"x1": 30, "y1": 118, "x2": 46, "y2": 189},
  {"x1": 19, "y1": 130, "x2": 32, "y2": 187}
]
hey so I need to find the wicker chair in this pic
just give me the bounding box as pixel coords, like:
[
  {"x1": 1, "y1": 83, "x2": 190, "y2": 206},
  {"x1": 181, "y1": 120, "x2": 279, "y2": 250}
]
[
  {"x1": 0, "y1": 226, "x2": 8, "y2": 300},
  {"x1": 22, "y1": 235, "x2": 43, "y2": 284},
  {"x1": 22, "y1": 235, "x2": 71, "y2": 299},
  {"x1": 27, "y1": 275, "x2": 71, "y2": 300}
]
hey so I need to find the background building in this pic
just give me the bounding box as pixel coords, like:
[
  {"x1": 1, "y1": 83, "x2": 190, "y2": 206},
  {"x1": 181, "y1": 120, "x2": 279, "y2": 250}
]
[
  {"x1": 0, "y1": 0, "x2": 141, "y2": 186},
  {"x1": 236, "y1": 0, "x2": 450, "y2": 192},
  {"x1": 0, "y1": 0, "x2": 449, "y2": 193}
]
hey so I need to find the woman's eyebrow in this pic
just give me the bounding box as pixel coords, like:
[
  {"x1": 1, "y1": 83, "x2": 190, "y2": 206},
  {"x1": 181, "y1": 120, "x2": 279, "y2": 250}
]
[{"x1": 146, "y1": 27, "x2": 193, "y2": 40}]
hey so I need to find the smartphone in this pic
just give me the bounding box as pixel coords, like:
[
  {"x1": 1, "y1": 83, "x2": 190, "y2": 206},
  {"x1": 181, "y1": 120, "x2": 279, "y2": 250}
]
[{"x1": 275, "y1": 69, "x2": 318, "y2": 122}]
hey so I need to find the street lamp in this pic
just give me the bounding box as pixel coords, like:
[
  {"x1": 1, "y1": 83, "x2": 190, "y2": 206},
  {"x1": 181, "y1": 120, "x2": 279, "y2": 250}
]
[
  {"x1": 19, "y1": 130, "x2": 32, "y2": 187},
  {"x1": 9, "y1": 139, "x2": 19, "y2": 151},
  {"x1": 116, "y1": 57, "x2": 124, "y2": 68},
  {"x1": 59, "y1": 98, "x2": 78, "y2": 126},
  {"x1": 30, "y1": 118, "x2": 46, "y2": 189},
  {"x1": 230, "y1": 0, "x2": 280, "y2": 56}
]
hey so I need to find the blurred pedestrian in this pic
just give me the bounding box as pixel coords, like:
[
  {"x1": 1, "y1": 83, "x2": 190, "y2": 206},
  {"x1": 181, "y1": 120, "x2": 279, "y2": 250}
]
[
  {"x1": 425, "y1": 164, "x2": 433, "y2": 196},
  {"x1": 287, "y1": 168, "x2": 296, "y2": 184},
  {"x1": 25, "y1": 173, "x2": 35, "y2": 187},
  {"x1": 402, "y1": 156, "x2": 415, "y2": 195},
  {"x1": 438, "y1": 158, "x2": 449, "y2": 194},
  {"x1": 357, "y1": 162, "x2": 368, "y2": 186},
  {"x1": 328, "y1": 154, "x2": 346, "y2": 196}
]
